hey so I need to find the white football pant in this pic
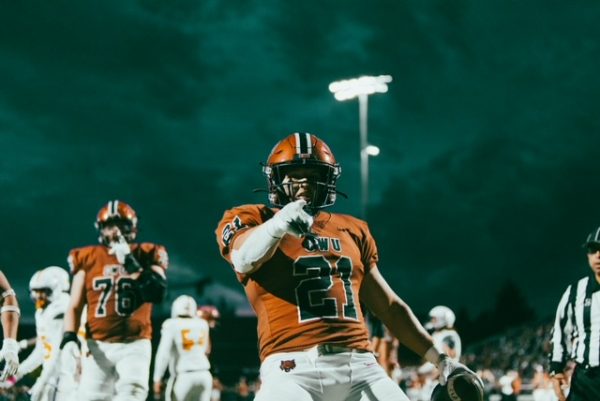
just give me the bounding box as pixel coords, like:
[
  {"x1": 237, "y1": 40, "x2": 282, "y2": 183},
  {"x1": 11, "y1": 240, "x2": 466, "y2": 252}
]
[
  {"x1": 79, "y1": 338, "x2": 151, "y2": 401},
  {"x1": 254, "y1": 347, "x2": 410, "y2": 401},
  {"x1": 165, "y1": 370, "x2": 212, "y2": 401}
]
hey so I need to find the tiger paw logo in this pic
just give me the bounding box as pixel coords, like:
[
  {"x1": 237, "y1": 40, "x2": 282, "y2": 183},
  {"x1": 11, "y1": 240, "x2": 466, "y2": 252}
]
[{"x1": 279, "y1": 359, "x2": 296, "y2": 372}]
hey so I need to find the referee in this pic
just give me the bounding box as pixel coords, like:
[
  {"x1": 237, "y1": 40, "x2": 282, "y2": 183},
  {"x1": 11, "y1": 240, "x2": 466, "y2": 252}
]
[{"x1": 549, "y1": 227, "x2": 600, "y2": 401}]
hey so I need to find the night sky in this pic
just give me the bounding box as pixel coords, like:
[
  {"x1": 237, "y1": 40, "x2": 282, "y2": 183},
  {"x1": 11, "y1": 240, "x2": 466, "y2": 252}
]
[{"x1": 1, "y1": 1, "x2": 599, "y2": 321}]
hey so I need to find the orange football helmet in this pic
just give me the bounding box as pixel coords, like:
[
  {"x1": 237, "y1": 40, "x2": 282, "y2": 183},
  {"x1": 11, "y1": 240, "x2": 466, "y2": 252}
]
[
  {"x1": 95, "y1": 200, "x2": 138, "y2": 243},
  {"x1": 263, "y1": 132, "x2": 341, "y2": 210}
]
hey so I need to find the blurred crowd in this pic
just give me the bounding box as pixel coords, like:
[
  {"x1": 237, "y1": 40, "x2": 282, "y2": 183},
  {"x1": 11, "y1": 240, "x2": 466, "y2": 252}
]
[{"x1": 397, "y1": 320, "x2": 569, "y2": 401}]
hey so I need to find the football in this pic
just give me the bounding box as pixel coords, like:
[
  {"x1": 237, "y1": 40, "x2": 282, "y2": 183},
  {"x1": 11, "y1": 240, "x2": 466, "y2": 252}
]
[{"x1": 431, "y1": 367, "x2": 484, "y2": 401}]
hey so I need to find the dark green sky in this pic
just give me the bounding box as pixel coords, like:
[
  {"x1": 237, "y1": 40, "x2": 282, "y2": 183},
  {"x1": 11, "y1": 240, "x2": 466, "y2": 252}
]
[{"x1": 1, "y1": 0, "x2": 599, "y2": 320}]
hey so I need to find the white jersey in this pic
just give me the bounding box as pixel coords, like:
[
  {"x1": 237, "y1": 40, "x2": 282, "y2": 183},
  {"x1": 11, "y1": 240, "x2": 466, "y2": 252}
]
[
  {"x1": 432, "y1": 328, "x2": 462, "y2": 361},
  {"x1": 153, "y1": 317, "x2": 211, "y2": 382},
  {"x1": 18, "y1": 292, "x2": 70, "y2": 376}
]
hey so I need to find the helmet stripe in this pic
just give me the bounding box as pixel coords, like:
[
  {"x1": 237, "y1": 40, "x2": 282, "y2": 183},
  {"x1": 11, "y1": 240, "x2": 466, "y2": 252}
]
[
  {"x1": 294, "y1": 132, "x2": 312, "y2": 156},
  {"x1": 113, "y1": 200, "x2": 119, "y2": 217}
]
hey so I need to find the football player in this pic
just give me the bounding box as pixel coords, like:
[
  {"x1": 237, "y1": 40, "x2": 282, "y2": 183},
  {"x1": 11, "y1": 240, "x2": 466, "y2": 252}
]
[
  {"x1": 0, "y1": 270, "x2": 20, "y2": 380},
  {"x1": 419, "y1": 305, "x2": 463, "y2": 400},
  {"x1": 425, "y1": 305, "x2": 461, "y2": 361},
  {"x1": 60, "y1": 200, "x2": 168, "y2": 401},
  {"x1": 153, "y1": 295, "x2": 212, "y2": 401},
  {"x1": 14, "y1": 266, "x2": 70, "y2": 401},
  {"x1": 215, "y1": 133, "x2": 478, "y2": 401}
]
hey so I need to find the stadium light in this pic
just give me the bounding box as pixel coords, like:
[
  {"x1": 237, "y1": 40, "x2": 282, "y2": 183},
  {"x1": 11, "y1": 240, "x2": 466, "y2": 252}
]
[
  {"x1": 365, "y1": 145, "x2": 380, "y2": 157},
  {"x1": 329, "y1": 75, "x2": 392, "y2": 218}
]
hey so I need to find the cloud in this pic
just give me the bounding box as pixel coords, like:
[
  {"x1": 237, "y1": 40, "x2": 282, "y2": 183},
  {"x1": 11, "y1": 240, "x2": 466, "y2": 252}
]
[{"x1": 369, "y1": 133, "x2": 600, "y2": 315}]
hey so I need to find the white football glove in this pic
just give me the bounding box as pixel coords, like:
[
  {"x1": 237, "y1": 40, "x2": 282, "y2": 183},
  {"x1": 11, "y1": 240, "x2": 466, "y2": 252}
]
[
  {"x1": 268, "y1": 199, "x2": 314, "y2": 238},
  {"x1": 60, "y1": 341, "x2": 80, "y2": 375},
  {"x1": 55, "y1": 341, "x2": 80, "y2": 399},
  {"x1": 108, "y1": 235, "x2": 131, "y2": 264},
  {"x1": 0, "y1": 339, "x2": 19, "y2": 381},
  {"x1": 29, "y1": 379, "x2": 46, "y2": 401},
  {"x1": 437, "y1": 355, "x2": 479, "y2": 386}
]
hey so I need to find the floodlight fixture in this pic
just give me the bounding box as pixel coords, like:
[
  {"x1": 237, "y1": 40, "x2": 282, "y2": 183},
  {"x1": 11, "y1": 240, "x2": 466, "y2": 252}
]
[
  {"x1": 329, "y1": 74, "x2": 392, "y2": 218},
  {"x1": 328, "y1": 75, "x2": 393, "y2": 101}
]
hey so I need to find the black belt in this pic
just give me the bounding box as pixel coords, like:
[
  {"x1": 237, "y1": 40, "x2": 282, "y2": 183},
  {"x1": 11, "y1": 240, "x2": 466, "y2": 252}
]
[{"x1": 316, "y1": 344, "x2": 369, "y2": 356}]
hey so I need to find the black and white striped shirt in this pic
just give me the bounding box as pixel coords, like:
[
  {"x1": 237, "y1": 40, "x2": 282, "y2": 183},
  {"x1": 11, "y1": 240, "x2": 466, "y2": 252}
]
[{"x1": 549, "y1": 274, "x2": 600, "y2": 373}]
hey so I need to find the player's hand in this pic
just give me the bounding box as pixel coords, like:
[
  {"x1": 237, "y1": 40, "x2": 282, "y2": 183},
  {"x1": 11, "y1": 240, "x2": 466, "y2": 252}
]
[
  {"x1": 269, "y1": 199, "x2": 314, "y2": 238},
  {"x1": 436, "y1": 355, "x2": 479, "y2": 386},
  {"x1": 153, "y1": 381, "x2": 162, "y2": 400},
  {"x1": 60, "y1": 341, "x2": 81, "y2": 373},
  {"x1": 0, "y1": 339, "x2": 19, "y2": 381},
  {"x1": 108, "y1": 234, "x2": 131, "y2": 264},
  {"x1": 551, "y1": 373, "x2": 568, "y2": 401},
  {"x1": 29, "y1": 379, "x2": 47, "y2": 401}
]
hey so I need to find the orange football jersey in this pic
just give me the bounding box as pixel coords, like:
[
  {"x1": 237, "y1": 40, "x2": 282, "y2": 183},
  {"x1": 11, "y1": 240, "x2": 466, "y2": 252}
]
[
  {"x1": 68, "y1": 243, "x2": 168, "y2": 343},
  {"x1": 216, "y1": 204, "x2": 376, "y2": 360}
]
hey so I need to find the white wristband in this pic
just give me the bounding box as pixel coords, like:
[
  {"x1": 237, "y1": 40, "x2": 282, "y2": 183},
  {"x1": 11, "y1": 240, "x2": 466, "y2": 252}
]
[
  {"x1": 0, "y1": 305, "x2": 20, "y2": 315},
  {"x1": 1, "y1": 289, "x2": 15, "y2": 299},
  {"x1": 3, "y1": 338, "x2": 19, "y2": 351}
]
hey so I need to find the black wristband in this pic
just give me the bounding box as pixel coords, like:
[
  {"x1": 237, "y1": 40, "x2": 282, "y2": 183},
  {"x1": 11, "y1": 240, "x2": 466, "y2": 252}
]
[
  {"x1": 549, "y1": 361, "x2": 565, "y2": 376},
  {"x1": 59, "y1": 331, "x2": 80, "y2": 350},
  {"x1": 123, "y1": 253, "x2": 142, "y2": 274}
]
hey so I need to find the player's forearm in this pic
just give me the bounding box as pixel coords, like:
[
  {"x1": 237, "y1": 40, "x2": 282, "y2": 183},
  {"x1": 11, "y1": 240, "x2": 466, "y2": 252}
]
[
  {"x1": 63, "y1": 305, "x2": 83, "y2": 333},
  {"x1": 64, "y1": 270, "x2": 86, "y2": 333},
  {"x1": 152, "y1": 342, "x2": 169, "y2": 382},
  {"x1": 231, "y1": 225, "x2": 281, "y2": 274},
  {"x1": 1, "y1": 294, "x2": 19, "y2": 340},
  {"x1": 380, "y1": 299, "x2": 433, "y2": 358},
  {"x1": 0, "y1": 271, "x2": 19, "y2": 339},
  {"x1": 18, "y1": 342, "x2": 44, "y2": 376}
]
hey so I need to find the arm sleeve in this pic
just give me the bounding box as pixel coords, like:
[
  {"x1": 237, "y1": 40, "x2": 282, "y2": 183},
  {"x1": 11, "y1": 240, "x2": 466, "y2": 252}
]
[
  {"x1": 549, "y1": 284, "x2": 574, "y2": 373},
  {"x1": 18, "y1": 338, "x2": 45, "y2": 376},
  {"x1": 153, "y1": 321, "x2": 174, "y2": 382}
]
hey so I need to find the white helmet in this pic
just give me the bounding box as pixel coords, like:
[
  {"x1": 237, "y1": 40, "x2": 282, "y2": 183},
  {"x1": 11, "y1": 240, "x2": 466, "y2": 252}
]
[
  {"x1": 29, "y1": 266, "x2": 70, "y2": 305},
  {"x1": 171, "y1": 295, "x2": 197, "y2": 318},
  {"x1": 426, "y1": 305, "x2": 456, "y2": 330}
]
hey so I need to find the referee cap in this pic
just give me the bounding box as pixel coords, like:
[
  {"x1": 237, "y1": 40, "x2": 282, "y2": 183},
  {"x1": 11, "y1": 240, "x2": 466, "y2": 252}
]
[{"x1": 582, "y1": 226, "x2": 600, "y2": 248}]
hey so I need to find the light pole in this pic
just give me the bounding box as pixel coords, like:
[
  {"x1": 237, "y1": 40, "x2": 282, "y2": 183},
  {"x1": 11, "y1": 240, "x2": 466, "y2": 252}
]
[{"x1": 329, "y1": 75, "x2": 392, "y2": 218}]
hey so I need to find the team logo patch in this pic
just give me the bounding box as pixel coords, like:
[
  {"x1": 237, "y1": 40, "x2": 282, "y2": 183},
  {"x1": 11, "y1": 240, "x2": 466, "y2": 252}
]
[{"x1": 279, "y1": 359, "x2": 296, "y2": 372}]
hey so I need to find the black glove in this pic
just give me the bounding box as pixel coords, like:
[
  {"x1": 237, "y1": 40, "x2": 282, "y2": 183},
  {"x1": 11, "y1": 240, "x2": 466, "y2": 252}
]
[
  {"x1": 123, "y1": 253, "x2": 142, "y2": 274},
  {"x1": 137, "y1": 269, "x2": 167, "y2": 304}
]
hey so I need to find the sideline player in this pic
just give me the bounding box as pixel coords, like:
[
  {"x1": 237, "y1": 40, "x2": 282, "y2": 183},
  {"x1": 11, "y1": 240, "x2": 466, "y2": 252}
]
[
  {"x1": 60, "y1": 200, "x2": 168, "y2": 401},
  {"x1": 215, "y1": 133, "x2": 478, "y2": 401},
  {"x1": 417, "y1": 305, "x2": 462, "y2": 400},
  {"x1": 153, "y1": 295, "x2": 212, "y2": 401},
  {"x1": 16, "y1": 266, "x2": 70, "y2": 401},
  {"x1": 425, "y1": 305, "x2": 461, "y2": 361},
  {"x1": 0, "y1": 270, "x2": 20, "y2": 380}
]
